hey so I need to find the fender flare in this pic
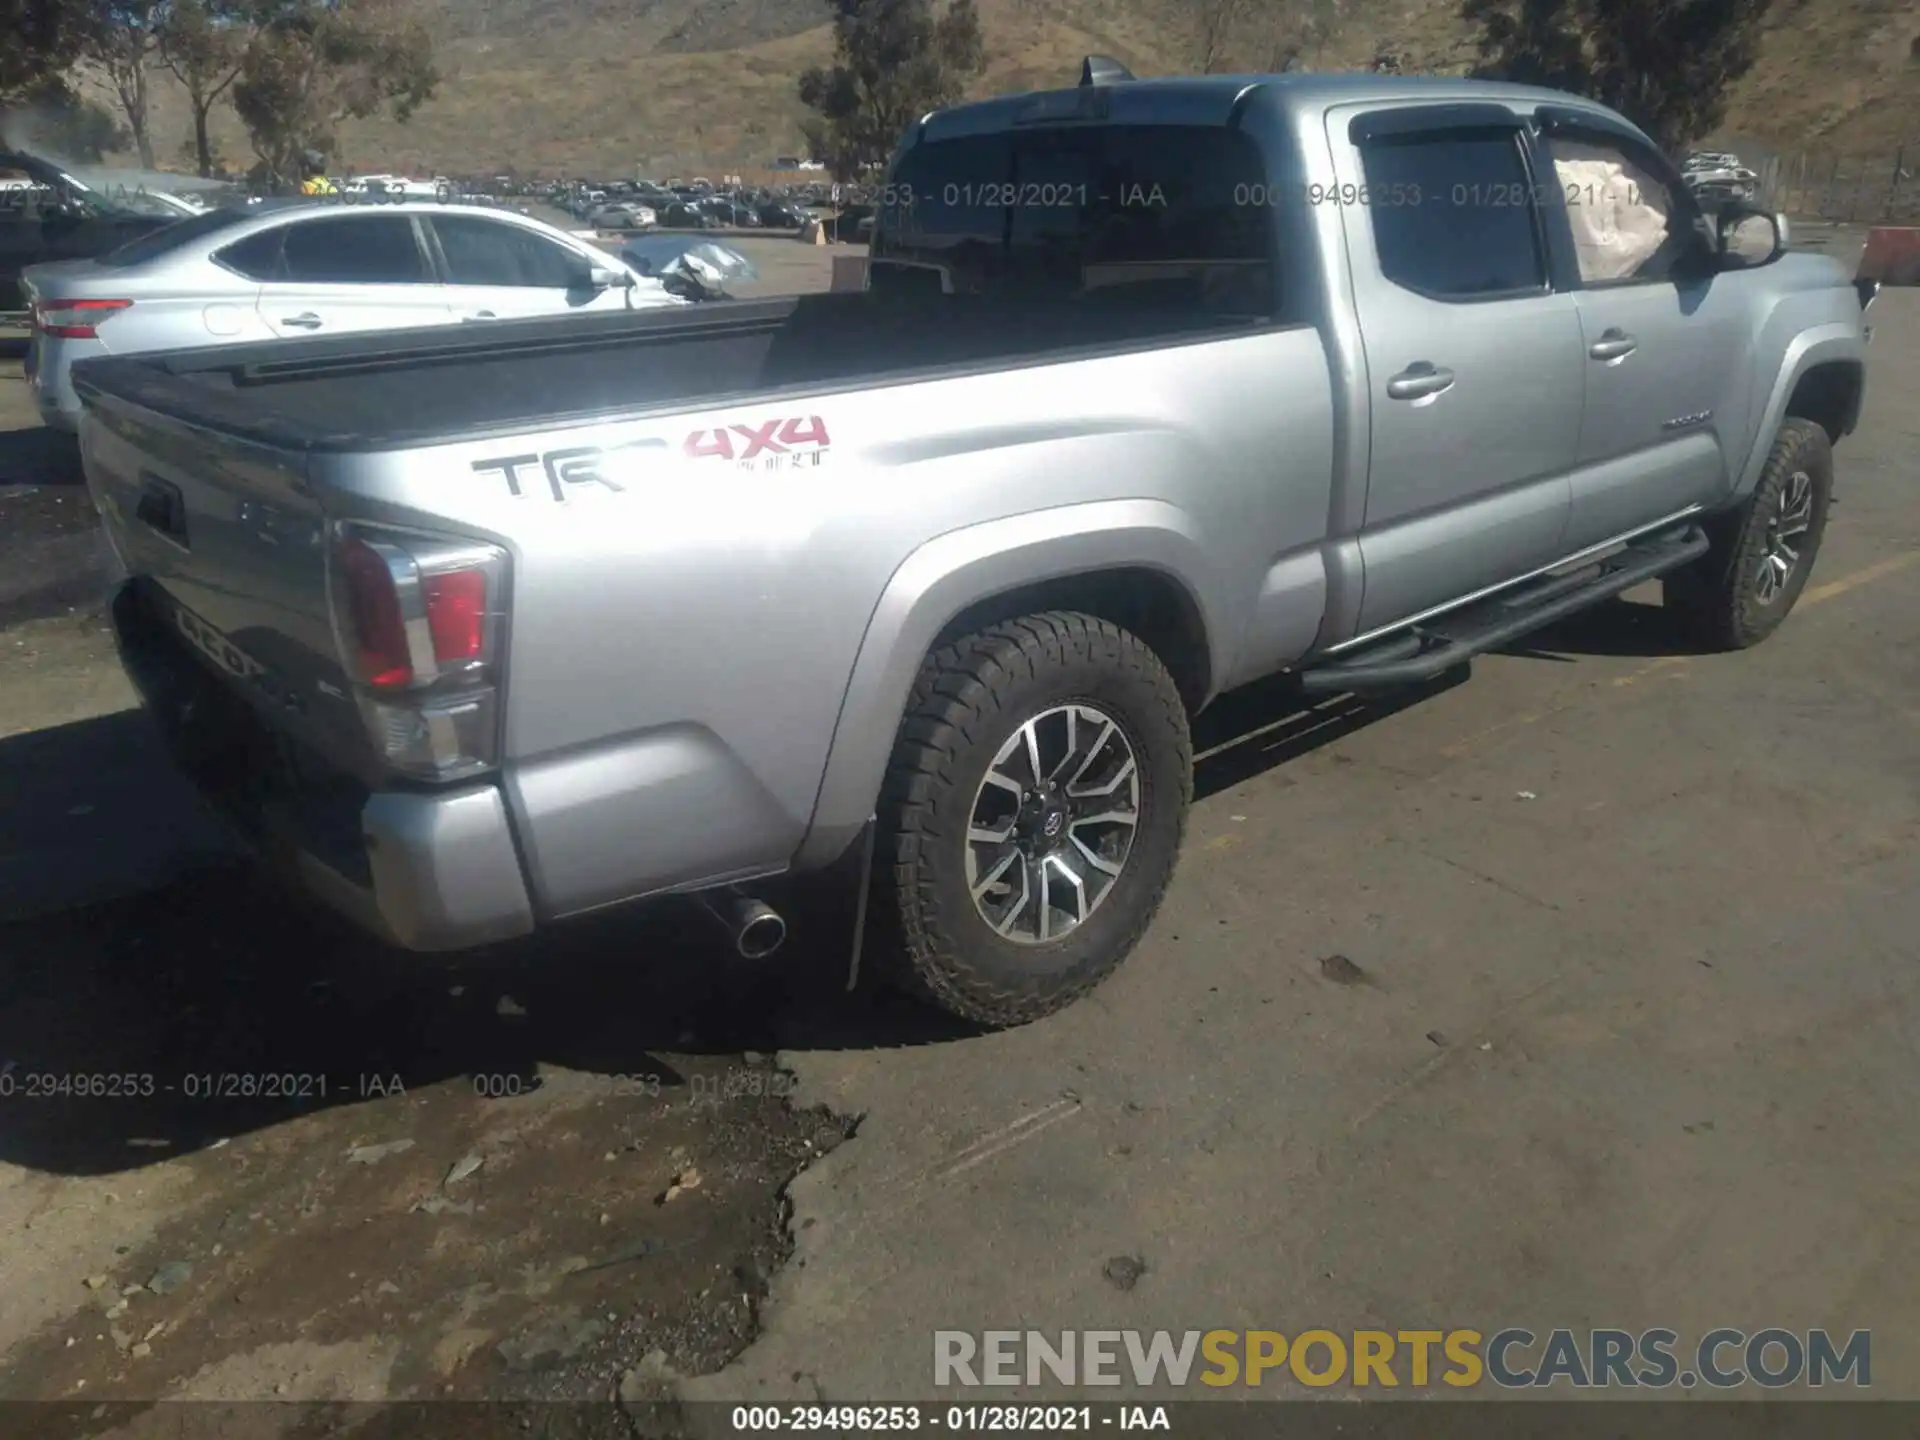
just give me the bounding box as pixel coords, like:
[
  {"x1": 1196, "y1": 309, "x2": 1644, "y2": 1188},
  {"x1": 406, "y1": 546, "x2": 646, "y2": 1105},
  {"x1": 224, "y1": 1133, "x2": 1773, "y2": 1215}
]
[
  {"x1": 1735, "y1": 324, "x2": 1864, "y2": 497},
  {"x1": 792, "y1": 499, "x2": 1221, "y2": 870}
]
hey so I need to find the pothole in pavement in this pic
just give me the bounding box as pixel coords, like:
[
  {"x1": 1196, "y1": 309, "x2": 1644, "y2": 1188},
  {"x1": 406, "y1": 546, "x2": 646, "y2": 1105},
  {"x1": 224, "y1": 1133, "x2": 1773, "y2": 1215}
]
[{"x1": 1, "y1": 1055, "x2": 854, "y2": 1412}]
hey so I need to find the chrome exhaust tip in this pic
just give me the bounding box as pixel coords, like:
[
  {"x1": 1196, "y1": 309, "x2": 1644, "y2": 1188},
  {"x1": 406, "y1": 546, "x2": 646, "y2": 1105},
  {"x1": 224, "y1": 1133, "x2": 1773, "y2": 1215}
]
[{"x1": 695, "y1": 889, "x2": 788, "y2": 959}]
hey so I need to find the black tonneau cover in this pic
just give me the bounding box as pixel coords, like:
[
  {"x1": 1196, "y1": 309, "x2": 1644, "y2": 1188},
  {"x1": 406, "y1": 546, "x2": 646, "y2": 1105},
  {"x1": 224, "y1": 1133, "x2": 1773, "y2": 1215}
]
[
  {"x1": 70, "y1": 289, "x2": 1263, "y2": 453},
  {"x1": 70, "y1": 298, "x2": 806, "y2": 452}
]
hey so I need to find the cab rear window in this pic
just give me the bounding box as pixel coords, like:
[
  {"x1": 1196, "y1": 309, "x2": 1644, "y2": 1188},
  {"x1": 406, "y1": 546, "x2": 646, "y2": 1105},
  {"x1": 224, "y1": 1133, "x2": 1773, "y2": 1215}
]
[{"x1": 870, "y1": 124, "x2": 1279, "y2": 324}]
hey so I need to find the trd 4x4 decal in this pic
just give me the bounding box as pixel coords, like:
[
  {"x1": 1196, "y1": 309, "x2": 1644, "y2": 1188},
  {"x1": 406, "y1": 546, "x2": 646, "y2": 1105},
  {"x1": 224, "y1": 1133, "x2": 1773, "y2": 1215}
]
[
  {"x1": 683, "y1": 416, "x2": 831, "y2": 470},
  {"x1": 471, "y1": 416, "x2": 833, "y2": 499}
]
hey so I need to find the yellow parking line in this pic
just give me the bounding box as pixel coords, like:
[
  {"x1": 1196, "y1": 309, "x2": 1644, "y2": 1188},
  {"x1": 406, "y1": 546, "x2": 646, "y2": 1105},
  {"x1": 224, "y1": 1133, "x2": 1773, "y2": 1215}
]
[
  {"x1": 1609, "y1": 654, "x2": 1690, "y2": 688},
  {"x1": 1800, "y1": 551, "x2": 1920, "y2": 608}
]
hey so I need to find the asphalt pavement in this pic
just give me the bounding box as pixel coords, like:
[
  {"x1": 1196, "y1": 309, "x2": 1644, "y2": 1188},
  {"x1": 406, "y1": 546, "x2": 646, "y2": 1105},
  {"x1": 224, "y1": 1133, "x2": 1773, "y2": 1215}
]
[{"x1": 697, "y1": 289, "x2": 1920, "y2": 1405}]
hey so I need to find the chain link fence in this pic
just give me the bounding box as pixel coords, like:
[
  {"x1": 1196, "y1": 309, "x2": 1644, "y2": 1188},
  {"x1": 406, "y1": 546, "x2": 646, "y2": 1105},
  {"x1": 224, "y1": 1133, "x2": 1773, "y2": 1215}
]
[{"x1": 1751, "y1": 147, "x2": 1919, "y2": 224}]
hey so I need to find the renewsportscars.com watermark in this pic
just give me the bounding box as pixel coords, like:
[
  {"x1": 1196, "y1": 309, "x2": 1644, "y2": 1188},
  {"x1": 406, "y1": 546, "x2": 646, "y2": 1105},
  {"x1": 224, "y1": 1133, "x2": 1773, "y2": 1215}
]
[{"x1": 934, "y1": 1328, "x2": 1872, "y2": 1390}]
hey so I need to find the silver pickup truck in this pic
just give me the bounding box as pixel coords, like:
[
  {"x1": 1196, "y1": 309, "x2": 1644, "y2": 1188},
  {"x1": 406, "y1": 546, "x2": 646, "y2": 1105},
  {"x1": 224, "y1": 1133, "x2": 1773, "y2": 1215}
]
[{"x1": 71, "y1": 65, "x2": 1876, "y2": 1028}]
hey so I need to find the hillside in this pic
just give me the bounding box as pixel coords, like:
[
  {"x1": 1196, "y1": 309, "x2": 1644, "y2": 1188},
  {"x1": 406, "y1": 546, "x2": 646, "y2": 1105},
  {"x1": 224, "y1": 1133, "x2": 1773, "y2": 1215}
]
[{"x1": 120, "y1": 0, "x2": 1920, "y2": 178}]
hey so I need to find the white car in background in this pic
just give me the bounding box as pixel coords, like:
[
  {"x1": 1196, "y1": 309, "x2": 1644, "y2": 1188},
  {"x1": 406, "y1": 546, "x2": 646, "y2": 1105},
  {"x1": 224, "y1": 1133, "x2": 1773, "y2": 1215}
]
[
  {"x1": 589, "y1": 202, "x2": 658, "y2": 231},
  {"x1": 346, "y1": 174, "x2": 455, "y2": 201},
  {"x1": 20, "y1": 199, "x2": 691, "y2": 432},
  {"x1": 1681, "y1": 150, "x2": 1760, "y2": 206}
]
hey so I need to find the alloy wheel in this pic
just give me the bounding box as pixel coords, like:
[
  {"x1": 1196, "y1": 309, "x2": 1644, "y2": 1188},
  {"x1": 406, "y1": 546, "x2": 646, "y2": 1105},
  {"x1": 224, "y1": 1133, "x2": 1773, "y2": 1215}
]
[
  {"x1": 965, "y1": 704, "x2": 1141, "y2": 945},
  {"x1": 1755, "y1": 469, "x2": 1814, "y2": 604}
]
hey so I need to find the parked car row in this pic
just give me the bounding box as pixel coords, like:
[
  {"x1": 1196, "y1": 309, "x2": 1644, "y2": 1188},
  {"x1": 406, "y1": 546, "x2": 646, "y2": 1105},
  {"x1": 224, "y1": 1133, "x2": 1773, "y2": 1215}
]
[{"x1": 554, "y1": 177, "x2": 817, "y2": 231}]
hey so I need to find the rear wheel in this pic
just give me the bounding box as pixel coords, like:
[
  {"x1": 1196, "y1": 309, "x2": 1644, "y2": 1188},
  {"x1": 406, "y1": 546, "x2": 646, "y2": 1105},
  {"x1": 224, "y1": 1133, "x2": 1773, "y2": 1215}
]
[
  {"x1": 873, "y1": 612, "x2": 1192, "y2": 1028},
  {"x1": 1664, "y1": 417, "x2": 1832, "y2": 650}
]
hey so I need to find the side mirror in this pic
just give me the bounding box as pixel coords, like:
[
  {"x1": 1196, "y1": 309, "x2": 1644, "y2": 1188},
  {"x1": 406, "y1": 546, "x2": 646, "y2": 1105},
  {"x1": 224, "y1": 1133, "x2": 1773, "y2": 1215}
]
[
  {"x1": 1715, "y1": 203, "x2": 1785, "y2": 269},
  {"x1": 585, "y1": 264, "x2": 634, "y2": 290}
]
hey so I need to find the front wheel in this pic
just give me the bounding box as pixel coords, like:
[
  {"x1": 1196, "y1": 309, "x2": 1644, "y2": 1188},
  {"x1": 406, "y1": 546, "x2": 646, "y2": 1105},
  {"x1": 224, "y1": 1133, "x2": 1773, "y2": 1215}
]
[
  {"x1": 1664, "y1": 417, "x2": 1833, "y2": 650},
  {"x1": 873, "y1": 612, "x2": 1192, "y2": 1028}
]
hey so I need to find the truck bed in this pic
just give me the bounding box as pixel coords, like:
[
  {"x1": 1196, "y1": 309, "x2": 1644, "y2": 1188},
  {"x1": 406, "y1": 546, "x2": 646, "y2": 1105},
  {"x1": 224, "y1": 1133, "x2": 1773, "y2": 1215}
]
[{"x1": 69, "y1": 287, "x2": 1264, "y2": 453}]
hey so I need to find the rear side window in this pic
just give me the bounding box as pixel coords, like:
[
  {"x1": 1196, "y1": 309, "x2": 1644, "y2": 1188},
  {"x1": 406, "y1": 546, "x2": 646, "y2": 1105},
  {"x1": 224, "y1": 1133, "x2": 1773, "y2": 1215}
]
[
  {"x1": 1358, "y1": 130, "x2": 1545, "y2": 299},
  {"x1": 276, "y1": 215, "x2": 428, "y2": 284},
  {"x1": 431, "y1": 214, "x2": 588, "y2": 287},
  {"x1": 872, "y1": 124, "x2": 1278, "y2": 323},
  {"x1": 216, "y1": 226, "x2": 287, "y2": 280}
]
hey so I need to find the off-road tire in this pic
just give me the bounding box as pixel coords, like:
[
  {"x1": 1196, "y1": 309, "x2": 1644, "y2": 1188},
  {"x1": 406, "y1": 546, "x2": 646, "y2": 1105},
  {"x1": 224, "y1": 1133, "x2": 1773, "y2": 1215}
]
[
  {"x1": 1664, "y1": 417, "x2": 1833, "y2": 650},
  {"x1": 872, "y1": 611, "x2": 1192, "y2": 1028}
]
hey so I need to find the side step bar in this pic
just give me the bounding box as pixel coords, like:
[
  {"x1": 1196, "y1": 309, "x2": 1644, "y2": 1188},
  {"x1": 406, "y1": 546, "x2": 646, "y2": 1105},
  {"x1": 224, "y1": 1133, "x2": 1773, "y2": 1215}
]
[{"x1": 1297, "y1": 525, "x2": 1711, "y2": 696}]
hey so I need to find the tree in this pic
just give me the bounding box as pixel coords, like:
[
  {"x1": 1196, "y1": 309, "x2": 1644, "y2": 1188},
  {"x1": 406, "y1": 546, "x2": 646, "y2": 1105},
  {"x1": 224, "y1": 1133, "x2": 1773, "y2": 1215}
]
[
  {"x1": 78, "y1": 0, "x2": 169, "y2": 167},
  {"x1": 1461, "y1": 0, "x2": 1773, "y2": 152},
  {"x1": 797, "y1": 0, "x2": 984, "y2": 181},
  {"x1": 233, "y1": 0, "x2": 436, "y2": 191},
  {"x1": 159, "y1": 0, "x2": 251, "y2": 176},
  {"x1": 2, "y1": 0, "x2": 89, "y2": 107}
]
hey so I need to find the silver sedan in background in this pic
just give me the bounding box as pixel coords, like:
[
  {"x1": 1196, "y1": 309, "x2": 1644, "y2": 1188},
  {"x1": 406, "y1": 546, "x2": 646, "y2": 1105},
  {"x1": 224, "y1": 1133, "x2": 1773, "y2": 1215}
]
[{"x1": 20, "y1": 199, "x2": 687, "y2": 432}]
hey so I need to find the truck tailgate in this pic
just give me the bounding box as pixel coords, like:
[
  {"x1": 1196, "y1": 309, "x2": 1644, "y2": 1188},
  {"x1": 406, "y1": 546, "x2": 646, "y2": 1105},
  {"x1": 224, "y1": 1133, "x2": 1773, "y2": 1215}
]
[{"x1": 81, "y1": 393, "x2": 372, "y2": 775}]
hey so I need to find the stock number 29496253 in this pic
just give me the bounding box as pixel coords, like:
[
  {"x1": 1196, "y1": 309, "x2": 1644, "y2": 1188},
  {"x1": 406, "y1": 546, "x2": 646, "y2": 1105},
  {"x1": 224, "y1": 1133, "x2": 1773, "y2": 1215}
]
[
  {"x1": 1237, "y1": 182, "x2": 1424, "y2": 208},
  {"x1": 0, "y1": 1071, "x2": 157, "y2": 1099}
]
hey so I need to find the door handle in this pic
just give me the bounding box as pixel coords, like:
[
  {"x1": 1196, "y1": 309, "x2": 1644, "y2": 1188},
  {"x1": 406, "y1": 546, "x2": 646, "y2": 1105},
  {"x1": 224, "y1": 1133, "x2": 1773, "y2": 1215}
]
[
  {"x1": 461, "y1": 310, "x2": 497, "y2": 322},
  {"x1": 1385, "y1": 362, "x2": 1456, "y2": 401},
  {"x1": 1588, "y1": 328, "x2": 1638, "y2": 362},
  {"x1": 280, "y1": 312, "x2": 324, "y2": 330}
]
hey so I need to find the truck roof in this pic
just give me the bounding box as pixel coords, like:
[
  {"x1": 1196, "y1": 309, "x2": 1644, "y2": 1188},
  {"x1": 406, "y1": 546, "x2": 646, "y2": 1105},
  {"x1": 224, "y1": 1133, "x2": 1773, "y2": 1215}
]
[{"x1": 917, "y1": 72, "x2": 1620, "y2": 144}]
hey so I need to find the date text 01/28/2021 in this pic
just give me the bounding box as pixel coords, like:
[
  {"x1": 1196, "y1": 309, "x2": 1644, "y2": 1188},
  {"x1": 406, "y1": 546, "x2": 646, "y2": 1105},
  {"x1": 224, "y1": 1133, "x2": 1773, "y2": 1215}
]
[
  {"x1": 728, "y1": 1405, "x2": 1171, "y2": 1431},
  {"x1": 865, "y1": 184, "x2": 1172, "y2": 209}
]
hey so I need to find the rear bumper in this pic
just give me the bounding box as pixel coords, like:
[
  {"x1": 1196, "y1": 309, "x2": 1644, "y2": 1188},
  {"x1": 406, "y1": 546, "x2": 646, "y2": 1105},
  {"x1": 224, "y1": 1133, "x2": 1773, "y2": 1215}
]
[{"x1": 109, "y1": 581, "x2": 535, "y2": 951}]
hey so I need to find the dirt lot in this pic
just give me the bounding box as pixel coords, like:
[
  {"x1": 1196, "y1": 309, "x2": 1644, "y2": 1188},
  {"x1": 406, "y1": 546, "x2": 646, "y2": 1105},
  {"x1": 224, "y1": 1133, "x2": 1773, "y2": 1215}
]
[{"x1": 0, "y1": 237, "x2": 869, "y2": 1429}]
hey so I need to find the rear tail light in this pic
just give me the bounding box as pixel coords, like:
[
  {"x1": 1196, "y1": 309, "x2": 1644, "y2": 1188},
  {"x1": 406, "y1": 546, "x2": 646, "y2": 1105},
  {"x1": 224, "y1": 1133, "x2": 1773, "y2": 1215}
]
[
  {"x1": 329, "y1": 526, "x2": 509, "y2": 782},
  {"x1": 33, "y1": 298, "x2": 132, "y2": 339}
]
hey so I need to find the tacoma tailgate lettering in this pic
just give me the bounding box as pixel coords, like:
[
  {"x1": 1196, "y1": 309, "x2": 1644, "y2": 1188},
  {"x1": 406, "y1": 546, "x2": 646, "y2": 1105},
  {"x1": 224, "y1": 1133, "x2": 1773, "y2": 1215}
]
[{"x1": 175, "y1": 605, "x2": 308, "y2": 715}]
